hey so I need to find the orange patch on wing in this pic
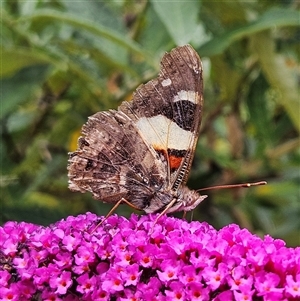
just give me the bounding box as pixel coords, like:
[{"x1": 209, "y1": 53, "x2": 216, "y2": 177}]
[{"x1": 169, "y1": 155, "x2": 183, "y2": 170}]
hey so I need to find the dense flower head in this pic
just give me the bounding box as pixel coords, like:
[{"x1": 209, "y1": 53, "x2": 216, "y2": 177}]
[{"x1": 0, "y1": 213, "x2": 299, "y2": 301}]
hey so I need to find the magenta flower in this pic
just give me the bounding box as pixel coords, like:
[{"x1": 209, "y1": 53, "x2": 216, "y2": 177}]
[
  {"x1": 187, "y1": 282, "x2": 210, "y2": 300},
  {"x1": 202, "y1": 262, "x2": 228, "y2": 290},
  {"x1": 0, "y1": 213, "x2": 299, "y2": 300},
  {"x1": 102, "y1": 269, "x2": 124, "y2": 293},
  {"x1": 157, "y1": 259, "x2": 181, "y2": 282},
  {"x1": 49, "y1": 270, "x2": 72, "y2": 294},
  {"x1": 76, "y1": 272, "x2": 96, "y2": 295},
  {"x1": 286, "y1": 275, "x2": 300, "y2": 298},
  {"x1": 165, "y1": 281, "x2": 186, "y2": 300},
  {"x1": 122, "y1": 263, "x2": 142, "y2": 286},
  {"x1": 233, "y1": 285, "x2": 255, "y2": 301}
]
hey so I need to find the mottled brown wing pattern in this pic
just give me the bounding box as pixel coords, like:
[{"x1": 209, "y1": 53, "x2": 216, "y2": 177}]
[
  {"x1": 119, "y1": 45, "x2": 203, "y2": 191},
  {"x1": 68, "y1": 110, "x2": 168, "y2": 209}
]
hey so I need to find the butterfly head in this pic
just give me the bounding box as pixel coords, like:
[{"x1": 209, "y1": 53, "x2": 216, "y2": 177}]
[{"x1": 165, "y1": 187, "x2": 208, "y2": 214}]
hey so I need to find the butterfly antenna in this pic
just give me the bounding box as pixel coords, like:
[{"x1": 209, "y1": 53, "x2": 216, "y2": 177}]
[{"x1": 196, "y1": 181, "x2": 267, "y2": 192}]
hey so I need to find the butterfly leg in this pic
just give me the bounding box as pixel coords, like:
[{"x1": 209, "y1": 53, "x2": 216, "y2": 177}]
[
  {"x1": 90, "y1": 198, "x2": 141, "y2": 233},
  {"x1": 153, "y1": 198, "x2": 177, "y2": 226},
  {"x1": 190, "y1": 210, "x2": 194, "y2": 221}
]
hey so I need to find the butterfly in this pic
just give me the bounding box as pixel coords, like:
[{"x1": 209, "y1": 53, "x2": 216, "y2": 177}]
[{"x1": 68, "y1": 45, "x2": 208, "y2": 219}]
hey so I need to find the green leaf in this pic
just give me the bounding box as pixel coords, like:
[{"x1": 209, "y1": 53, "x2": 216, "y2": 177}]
[
  {"x1": 247, "y1": 73, "x2": 273, "y2": 147},
  {"x1": 1, "y1": 48, "x2": 53, "y2": 77},
  {"x1": 21, "y1": 155, "x2": 66, "y2": 200},
  {"x1": 151, "y1": 0, "x2": 200, "y2": 45},
  {"x1": 1, "y1": 65, "x2": 50, "y2": 118},
  {"x1": 138, "y1": 4, "x2": 172, "y2": 53},
  {"x1": 23, "y1": 9, "x2": 151, "y2": 63},
  {"x1": 198, "y1": 8, "x2": 300, "y2": 57},
  {"x1": 6, "y1": 110, "x2": 37, "y2": 133},
  {"x1": 250, "y1": 31, "x2": 300, "y2": 133}
]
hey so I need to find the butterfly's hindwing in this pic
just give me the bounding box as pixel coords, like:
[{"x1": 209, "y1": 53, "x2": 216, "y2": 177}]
[{"x1": 68, "y1": 110, "x2": 168, "y2": 209}]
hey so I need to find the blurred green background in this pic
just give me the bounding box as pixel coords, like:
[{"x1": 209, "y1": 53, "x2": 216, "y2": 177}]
[{"x1": 1, "y1": 1, "x2": 299, "y2": 246}]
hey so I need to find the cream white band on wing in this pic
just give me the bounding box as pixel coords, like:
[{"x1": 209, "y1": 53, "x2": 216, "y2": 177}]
[
  {"x1": 173, "y1": 90, "x2": 198, "y2": 104},
  {"x1": 135, "y1": 115, "x2": 193, "y2": 150}
]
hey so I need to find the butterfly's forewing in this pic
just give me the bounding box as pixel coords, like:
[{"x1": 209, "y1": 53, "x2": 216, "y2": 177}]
[{"x1": 119, "y1": 45, "x2": 203, "y2": 191}]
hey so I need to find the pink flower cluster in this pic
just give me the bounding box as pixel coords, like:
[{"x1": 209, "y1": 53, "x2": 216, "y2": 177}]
[{"x1": 0, "y1": 213, "x2": 299, "y2": 301}]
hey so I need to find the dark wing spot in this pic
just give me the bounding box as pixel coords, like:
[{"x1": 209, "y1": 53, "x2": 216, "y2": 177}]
[
  {"x1": 173, "y1": 100, "x2": 197, "y2": 131},
  {"x1": 85, "y1": 159, "x2": 94, "y2": 171},
  {"x1": 79, "y1": 137, "x2": 90, "y2": 148}
]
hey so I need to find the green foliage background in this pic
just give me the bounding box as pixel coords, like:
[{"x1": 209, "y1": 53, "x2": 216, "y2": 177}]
[{"x1": 1, "y1": 0, "x2": 299, "y2": 246}]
